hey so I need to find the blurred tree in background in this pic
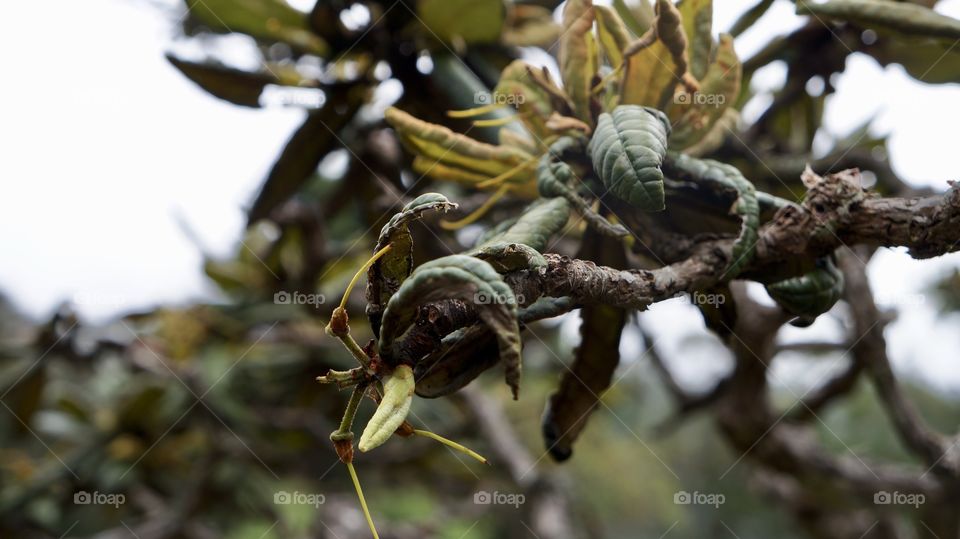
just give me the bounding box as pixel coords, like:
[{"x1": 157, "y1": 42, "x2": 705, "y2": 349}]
[{"x1": 3, "y1": 0, "x2": 960, "y2": 538}]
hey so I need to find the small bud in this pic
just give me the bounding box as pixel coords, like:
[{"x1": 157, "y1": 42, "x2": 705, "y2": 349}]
[
  {"x1": 330, "y1": 431, "x2": 355, "y2": 463},
  {"x1": 327, "y1": 307, "x2": 350, "y2": 337},
  {"x1": 395, "y1": 421, "x2": 416, "y2": 437}
]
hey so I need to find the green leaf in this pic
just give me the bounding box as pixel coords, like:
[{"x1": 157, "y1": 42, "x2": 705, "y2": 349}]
[
  {"x1": 538, "y1": 137, "x2": 631, "y2": 237},
  {"x1": 865, "y1": 31, "x2": 960, "y2": 84},
  {"x1": 589, "y1": 105, "x2": 670, "y2": 211},
  {"x1": 417, "y1": 0, "x2": 505, "y2": 45},
  {"x1": 185, "y1": 0, "x2": 328, "y2": 56},
  {"x1": 379, "y1": 255, "x2": 523, "y2": 398},
  {"x1": 167, "y1": 54, "x2": 310, "y2": 108},
  {"x1": 663, "y1": 152, "x2": 759, "y2": 278},
  {"x1": 797, "y1": 0, "x2": 960, "y2": 40},
  {"x1": 729, "y1": 0, "x2": 775, "y2": 38},
  {"x1": 501, "y1": 4, "x2": 561, "y2": 48},
  {"x1": 614, "y1": 0, "x2": 654, "y2": 37},
  {"x1": 475, "y1": 198, "x2": 571, "y2": 252},
  {"x1": 365, "y1": 194, "x2": 458, "y2": 334},
  {"x1": 766, "y1": 257, "x2": 845, "y2": 327}
]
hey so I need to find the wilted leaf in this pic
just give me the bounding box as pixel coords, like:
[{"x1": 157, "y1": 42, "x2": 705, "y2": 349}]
[
  {"x1": 385, "y1": 107, "x2": 533, "y2": 185},
  {"x1": 379, "y1": 255, "x2": 523, "y2": 398},
  {"x1": 614, "y1": 0, "x2": 655, "y2": 37},
  {"x1": 365, "y1": 193, "x2": 458, "y2": 334},
  {"x1": 766, "y1": 257, "x2": 845, "y2": 326},
  {"x1": 595, "y1": 5, "x2": 633, "y2": 69},
  {"x1": 663, "y1": 152, "x2": 759, "y2": 278},
  {"x1": 667, "y1": 34, "x2": 740, "y2": 149},
  {"x1": 476, "y1": 198, "x2": 571, "y2": 252},
  {"x1": 679, "y1": 0, "x2": 713, "y2": 80},
  {"x1": 559, "y1": 0, "x2": 597, "y2": 121}
]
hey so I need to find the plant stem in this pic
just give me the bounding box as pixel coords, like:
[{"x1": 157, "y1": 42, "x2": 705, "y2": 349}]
[
  {"x1": 346, "y1": 462, "x2": 380, "y2": 539},
  {"x1": 413, "y1": 429, "x2": 489, "y2": 464}
]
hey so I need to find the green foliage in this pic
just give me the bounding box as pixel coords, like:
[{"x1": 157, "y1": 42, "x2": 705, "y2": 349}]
[{"x1": 590, "y1": 105, "x2": 670, "y2": 211}]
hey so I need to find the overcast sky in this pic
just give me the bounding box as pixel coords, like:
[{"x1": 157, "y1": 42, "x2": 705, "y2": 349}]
[{"x1": 1, "y1": 0, "x2": 958, "y2": 391}]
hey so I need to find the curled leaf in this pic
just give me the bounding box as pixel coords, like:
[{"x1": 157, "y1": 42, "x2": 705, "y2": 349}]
[
  {"x1": 385, "y1": 107, "x2": 535, "y2": 192},
  {"x1": 365, "y1": 193, "x2": 458, "y2": 334},
  {"x1": 679, "y1": 0, "x2": 713, "y2": 80},
  {"x1": 379, "y1": 256, "x2": 523, "y2": 398},
  {"x1": 667, "y1": 34, "x2": 741, "y2": 150},
  {"x1": 538, "y1": 137, "x2": 630, "y2": 237},
  {"x1": 476, "y1": 197, "x2": 572, "y2": 252},
  {"x1": 589, "y1": 105, "x2": 670, "y2": 211},
  {"x1": 358, "y1": 365, "x2": 415, "y2": 452},
  {"x1": 469, "y1": 242, "x2": 547, "y2": 273},
  {"x1": 663, "y1": 152, "x2": 759, "y2": 278},
  {"x1": 766, "y1": 257, "x2": 845, "y2": 327},
  {"x1": 559, "y1": 0, "x2": 597, "y2": 121},
  {"x1": 594, "y1": 5, "x2": 633, "y2": 69}
]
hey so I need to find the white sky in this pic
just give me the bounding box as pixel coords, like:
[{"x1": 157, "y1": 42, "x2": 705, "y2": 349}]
[{"x1": 1, "y1": 0, "x2": 958, "y2": 390}]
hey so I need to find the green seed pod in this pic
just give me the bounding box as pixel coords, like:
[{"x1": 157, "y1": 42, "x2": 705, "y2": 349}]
[{"x1": 358, "y1": 364, "x2": 415, "y2": 452}]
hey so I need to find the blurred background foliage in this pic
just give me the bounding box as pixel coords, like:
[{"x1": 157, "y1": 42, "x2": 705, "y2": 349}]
[{"x1": 2, "y1": 0, "x2": 960, "y2": 537}]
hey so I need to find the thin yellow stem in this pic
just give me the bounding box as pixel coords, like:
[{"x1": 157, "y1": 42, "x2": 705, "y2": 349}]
[
  {"x1": 439, "y1": 185, "x2": 510, "y2": 230},
  {"x1": 472, "y1": 113, "x2": 528, "y2": 128},
  {"x1": 413, "y1": 429, "x2": 489, "y2": 464},
  {"x1": 346, "y1": 462, "x2": 380, "y2": 539},
  {"x1": 339, "y1": 244, "x2": 393, "y2": 310},
  {"x1": 475, "y1": 158, "x2": 537, "y2": 189},
  {"x1": 446, "y1": 103, "x2": 504, "y2": 118}
]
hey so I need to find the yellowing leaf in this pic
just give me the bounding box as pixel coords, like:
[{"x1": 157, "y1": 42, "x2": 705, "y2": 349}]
[
  {"x1": 679, "y1": 0, "x2": 713, "y2": 80},
  {"x1": 668, "y1": 33, "x2": 741, "y2": 149},
  {"x1": 559, "y1": 0, "x2": 597, "y2": 121}
]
